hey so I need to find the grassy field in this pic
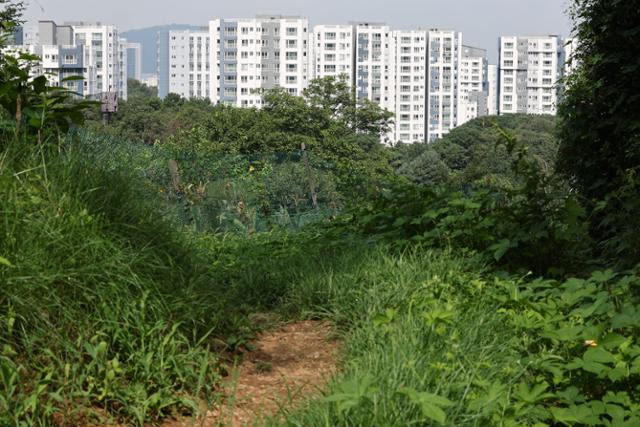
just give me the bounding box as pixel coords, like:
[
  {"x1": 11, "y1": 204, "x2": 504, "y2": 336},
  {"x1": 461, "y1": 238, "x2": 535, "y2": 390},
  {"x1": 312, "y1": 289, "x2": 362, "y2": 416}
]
[
  {"x1": 2, "y1": 137, "x2": 639, "y2": 426},
  {"x1": 0, "y1": 137, "x2": 507, "y2": 425},
  {"x1": 0, "y1": 140, "x2": 225, "y2": 424}
]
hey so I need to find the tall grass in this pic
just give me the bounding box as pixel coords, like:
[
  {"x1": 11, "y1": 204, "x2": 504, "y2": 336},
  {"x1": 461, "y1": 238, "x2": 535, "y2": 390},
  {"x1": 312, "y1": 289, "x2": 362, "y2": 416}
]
[
  {"x1": 262, "y1": 248, "x2": 526, "y2": 426},
  {"x1": 4, "y1": 132, "x2": 631, "y2": 426},
  {"x1": 198, "y1": 231, "x2": 531, "y2": 425},
  {"x1": 0, "y1": 138, "x2": 222, "y2": 425}
]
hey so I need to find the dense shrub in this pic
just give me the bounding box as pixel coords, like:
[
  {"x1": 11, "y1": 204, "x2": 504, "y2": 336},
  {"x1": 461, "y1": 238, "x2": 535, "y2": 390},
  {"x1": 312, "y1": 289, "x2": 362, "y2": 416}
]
[{"x1": 557, "y1": 0, "x2": 640, "y2": 266}]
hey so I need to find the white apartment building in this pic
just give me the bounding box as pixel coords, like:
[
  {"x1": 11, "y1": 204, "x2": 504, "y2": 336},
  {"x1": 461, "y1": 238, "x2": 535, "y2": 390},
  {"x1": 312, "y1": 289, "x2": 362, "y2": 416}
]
[
  {"x1": 427, "y1": 29, "x2": 462, "y2": 141},
  {"x1": 117, "y1": 38, "x2": 128, "y2": 100},
  {"x1": 41, "y1": 44, "x2": 87, "y2": 93},
  {"x1": 392, "y1": 30, "x2": 428, "y2": 143},
  {"x1": 458, "y1": 45, "x2": 488, "y2": 126},
  {"x1": 208, "y1": 16, "x2": 309, "y2": 107},
  {"x1": 498, "y1": 35, "x2": 564, "y2": 115},
  {"x1": 210, "y1": 18, "x2": 264, "y2": 107},
  {"x1": 310, "y1": 25, "x2": 354, "y2": 81},
  {"x1": 353, "y1": 23, "x2": 396, "y2": 118},
  {"x1": 154, "y1": 18, "x2": 575, "y2": 144},
  {"x1": 487, "y1": 64, "x2": 499, "y2": 115},
  {"x1": 260, "y1": 16, "x2": 309, "y2": 96},
  {"x1": 71, "y1": 23, "x2": 127, "y2": 100},
  {"x1": 6, "y1": 21, "x2": 95, "y2": 98},
  {"x1": 2, "y1": 44, "x2": 44, "y2": 79},
  {"x1": 141, "y1": 74, "x2": 159, "y2": 88},
  {"x1": 168, "y1": 29, "x2": 210, "y2": 99},
  {"x1": 19, "y1": 24, "x2": 40, "y2": 45},
  {"x1": 563, "y1": 38, "x2": 578, "y2": 77},
  {"x1": 126, "y1": 42, "x2": 142, "y2": 81}
]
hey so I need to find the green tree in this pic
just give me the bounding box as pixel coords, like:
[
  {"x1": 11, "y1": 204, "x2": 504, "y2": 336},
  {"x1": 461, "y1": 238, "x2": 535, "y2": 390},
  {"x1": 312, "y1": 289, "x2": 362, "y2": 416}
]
[
  {"x1": 397, "y1": 148, "x2": 451, "y2": 186},
  {"x1": 127, "y1": 78, "x2": 158, "y2": 99},
  {"x1": 0, "y1": 0, "x2": 23, "y2": 34},
  {"x1": 394, "y1": 115, "x2": 558, "y2": 188},
  {"x1": 302, "y1": 75, "x2": 393, "y2": 138},
  {"x1": 557, "y1": 0, "x2": 640, "y2": 263}
]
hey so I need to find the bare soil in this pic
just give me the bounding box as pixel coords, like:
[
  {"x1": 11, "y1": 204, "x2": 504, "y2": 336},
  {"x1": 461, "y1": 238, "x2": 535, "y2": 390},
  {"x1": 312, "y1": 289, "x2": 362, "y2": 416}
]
[{"x1": 165, "y1": 320, "x2": 339, "y2": 427}]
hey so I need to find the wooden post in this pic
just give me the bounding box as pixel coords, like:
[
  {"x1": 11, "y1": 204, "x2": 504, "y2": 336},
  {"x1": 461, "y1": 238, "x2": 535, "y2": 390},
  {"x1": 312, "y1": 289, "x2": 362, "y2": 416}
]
[
  {"x1": 301, "y1": 143, "x2": 319, "y2": 210},
  {"x1": 168, "y1": 159, "x2": 182, "y2": 193}
]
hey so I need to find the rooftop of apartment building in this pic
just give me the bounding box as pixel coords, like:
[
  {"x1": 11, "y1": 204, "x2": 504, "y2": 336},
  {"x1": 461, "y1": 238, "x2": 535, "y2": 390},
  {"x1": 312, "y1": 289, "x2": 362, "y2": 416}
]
[
  {"x1": 347, "y1": 22, "x2": 390, "y2": 30},
  {"x1": 63, "y1": 21, "x2": 115, "y2": 28},
  {"x1": 501, "y1": 34, "x2": 563, "y2": 39},
  {"x1": 462, "y1": 45, "x2": 487, "y2": 57},
  {"x1": 169, "y1": 28, "x2": 208, "y2": 33},
  {"x1": 255, "y1": 15, "x2": 306, "y2": 20}
]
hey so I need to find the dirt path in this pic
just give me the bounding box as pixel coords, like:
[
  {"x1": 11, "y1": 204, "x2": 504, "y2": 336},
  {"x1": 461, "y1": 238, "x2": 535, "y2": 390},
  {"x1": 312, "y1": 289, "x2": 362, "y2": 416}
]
[{"x1": 165, "y1": 320, "x2": 339, "y2": 427}]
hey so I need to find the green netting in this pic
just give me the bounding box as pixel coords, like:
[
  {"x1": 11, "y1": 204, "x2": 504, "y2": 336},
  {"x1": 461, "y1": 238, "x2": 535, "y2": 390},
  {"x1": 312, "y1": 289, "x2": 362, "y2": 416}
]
[{"x1": 74, "y1": 130, "x2": 343, "y2": 234}]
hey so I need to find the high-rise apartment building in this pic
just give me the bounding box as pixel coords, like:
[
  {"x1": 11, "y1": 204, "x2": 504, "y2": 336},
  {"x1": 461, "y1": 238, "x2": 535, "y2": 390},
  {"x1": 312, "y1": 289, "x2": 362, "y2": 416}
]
[
  {"x1": 353, "y1": 23, "x2": 396, "y2": 117},
  {"x1": 427, "y1": 29, "x2": 462, "y2": 141},
  {"x1": 209, "y1": 18, "x2": 264, "y2": 106},
  {"x1": 13, "y1": 24, "x2": 40, "y2": 45},
  {"x1": 563, "y1": 38, "x2": 578, "y2": 77},
  {"x1": 392, "y1": 30, "x2": 427, "y2": 143},
  {"x1": 157, "y1": 30, "x2": 170, "y2": 98},
  {"x1": 167, "y1": 28, "x2": 210, "y2": 99},
  {"x1": 458, "y1": 45, "x2": 488, "y2": 125},
  {"x1": 150, "y1": 16, "x2": 574, "y2": 144},
  {"x1": 498, "y1": 35, "x2": 565, "y2": 115},
  {"x1": 310, "y1": 25, "x2": 354, "y2": 81},
  {"x1": 5, "y1": 21, "x2": 95, "y2": 97},
  {"x1": 126, "y1": 42, "x2": 142, "y2": 81},
  {"x1": 71, "y1": 22, "x2": 127, "y2": 100},
  {"x1": 208, "y1": 16, "x2": 309, "y2": 107},
  {"x1": 487, "y1": 64, "x2": 499, "y2": 115},
  {"x1": 117, "y1": 38, "x2": 128, "y2": 100}
]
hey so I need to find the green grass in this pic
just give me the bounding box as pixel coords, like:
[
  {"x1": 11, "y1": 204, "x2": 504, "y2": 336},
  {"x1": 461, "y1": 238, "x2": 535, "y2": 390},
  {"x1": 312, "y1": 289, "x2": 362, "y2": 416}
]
[
  {"x1": 2, "y1": 135, "x2": 638, "y2": 426},
  {"x1": 0, "y1": 140, "x2": 225, "y2": 425},
  {"x1": 261, "y1": 248, "x2": 520, "y2": 426},
  {"x1": 1, "y1": 135, "x2": 503, "y2": 425}
]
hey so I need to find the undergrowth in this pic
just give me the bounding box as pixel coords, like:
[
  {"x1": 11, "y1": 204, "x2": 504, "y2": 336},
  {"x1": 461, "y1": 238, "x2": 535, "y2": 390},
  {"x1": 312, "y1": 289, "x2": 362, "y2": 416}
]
[
  {"x1": 271, "y1": 248, "x2": 640, "y2": 426},
  {"x1": 0, "y1": 141, "x2": 224, "y2": 425}
]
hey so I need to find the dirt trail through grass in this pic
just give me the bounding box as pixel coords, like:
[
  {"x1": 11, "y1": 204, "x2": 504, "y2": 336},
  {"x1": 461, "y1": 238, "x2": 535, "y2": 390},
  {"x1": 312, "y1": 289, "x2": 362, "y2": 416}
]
[{"x1": 166, "y1": 320, "x2": 338, "y2": 427}]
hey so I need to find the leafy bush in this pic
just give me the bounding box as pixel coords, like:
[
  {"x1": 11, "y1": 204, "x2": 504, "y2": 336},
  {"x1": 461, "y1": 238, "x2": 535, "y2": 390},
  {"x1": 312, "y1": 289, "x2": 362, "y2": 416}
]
[
  {"x1": 557, "y1": 0, "x2": 640, "y2": 266},
  {"x1": 393, "y1": 114, "x2": 558, "y2": 188},
  {"x1": 345, "y1": 129, "x2": 590, "y2": 275}
]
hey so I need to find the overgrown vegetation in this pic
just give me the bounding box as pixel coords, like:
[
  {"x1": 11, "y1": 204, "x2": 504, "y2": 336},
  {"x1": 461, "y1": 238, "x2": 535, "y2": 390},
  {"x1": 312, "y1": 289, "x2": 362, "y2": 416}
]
[
  {"x1": 393, "y1": 114, "x2": 558, "y2": 188},
  {"x1": 1, "y1": 0, "x2": 639, "y2": 425},
  {"x1": 556, "y1": 0, "x2": 640, "y2": 267}
]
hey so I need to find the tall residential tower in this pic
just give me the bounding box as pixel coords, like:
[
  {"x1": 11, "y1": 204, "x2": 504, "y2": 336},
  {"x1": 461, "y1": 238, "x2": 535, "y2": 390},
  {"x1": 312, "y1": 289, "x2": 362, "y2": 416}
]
[
  {"x1": 208, "y1": 16, "x2": 309, "y2": 106},
  {"x1": 498, "y1": 35, "x2": 565, "y2": 115}
]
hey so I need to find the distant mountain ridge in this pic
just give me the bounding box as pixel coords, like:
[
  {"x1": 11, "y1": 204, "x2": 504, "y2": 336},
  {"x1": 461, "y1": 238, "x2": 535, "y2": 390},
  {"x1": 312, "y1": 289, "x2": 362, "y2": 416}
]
[{"x1": 122, "y1": 24, "x2": 205, "y2": 75}]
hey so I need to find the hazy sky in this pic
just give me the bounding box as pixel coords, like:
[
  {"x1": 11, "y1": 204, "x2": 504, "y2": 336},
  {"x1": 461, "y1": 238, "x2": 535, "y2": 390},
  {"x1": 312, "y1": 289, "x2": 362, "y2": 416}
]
[{"x1": 23, "y1": 0, "x2": 573, "y2": 61}]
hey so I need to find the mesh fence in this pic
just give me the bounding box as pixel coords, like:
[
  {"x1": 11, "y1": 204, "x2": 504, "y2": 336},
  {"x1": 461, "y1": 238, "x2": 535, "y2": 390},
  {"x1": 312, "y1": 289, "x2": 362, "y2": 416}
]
[
  {"x1": 76, "y1": 131, "x2": 345, "y2": 234},
  {"x1": 167, "y1": 151, "x2": 344, "y2": 233}
]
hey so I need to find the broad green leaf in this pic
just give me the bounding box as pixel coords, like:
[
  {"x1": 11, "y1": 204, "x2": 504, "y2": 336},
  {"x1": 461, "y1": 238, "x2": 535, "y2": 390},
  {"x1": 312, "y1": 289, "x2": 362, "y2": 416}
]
[
  {"x1": 542, "y1": 325, "x2": 583, "y2": 341},
  {"x1": 599, "y1": 333, "x2": 627, "y2": 350},
  {"x1": 584, "y1": 347, "x2": 616, "y2": 364},
  {"x1": 514, "y1": 382, "x2": 553, "y2": 403},
  {"x1": 489, "y1": 238, "x2": 512, "y2": 261},
  {"x1": 582, "y1": 360, "x2": 609, "y2": 375},
  {"x1": 398, "y1": 388, "x2": 452, "y2": 425},
  {"x1": 419, "y1": 401, "x2": 447, "y2": 425},
  {"x1": 590, "y1": 269, "x2": 617, "y2": 283}
]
